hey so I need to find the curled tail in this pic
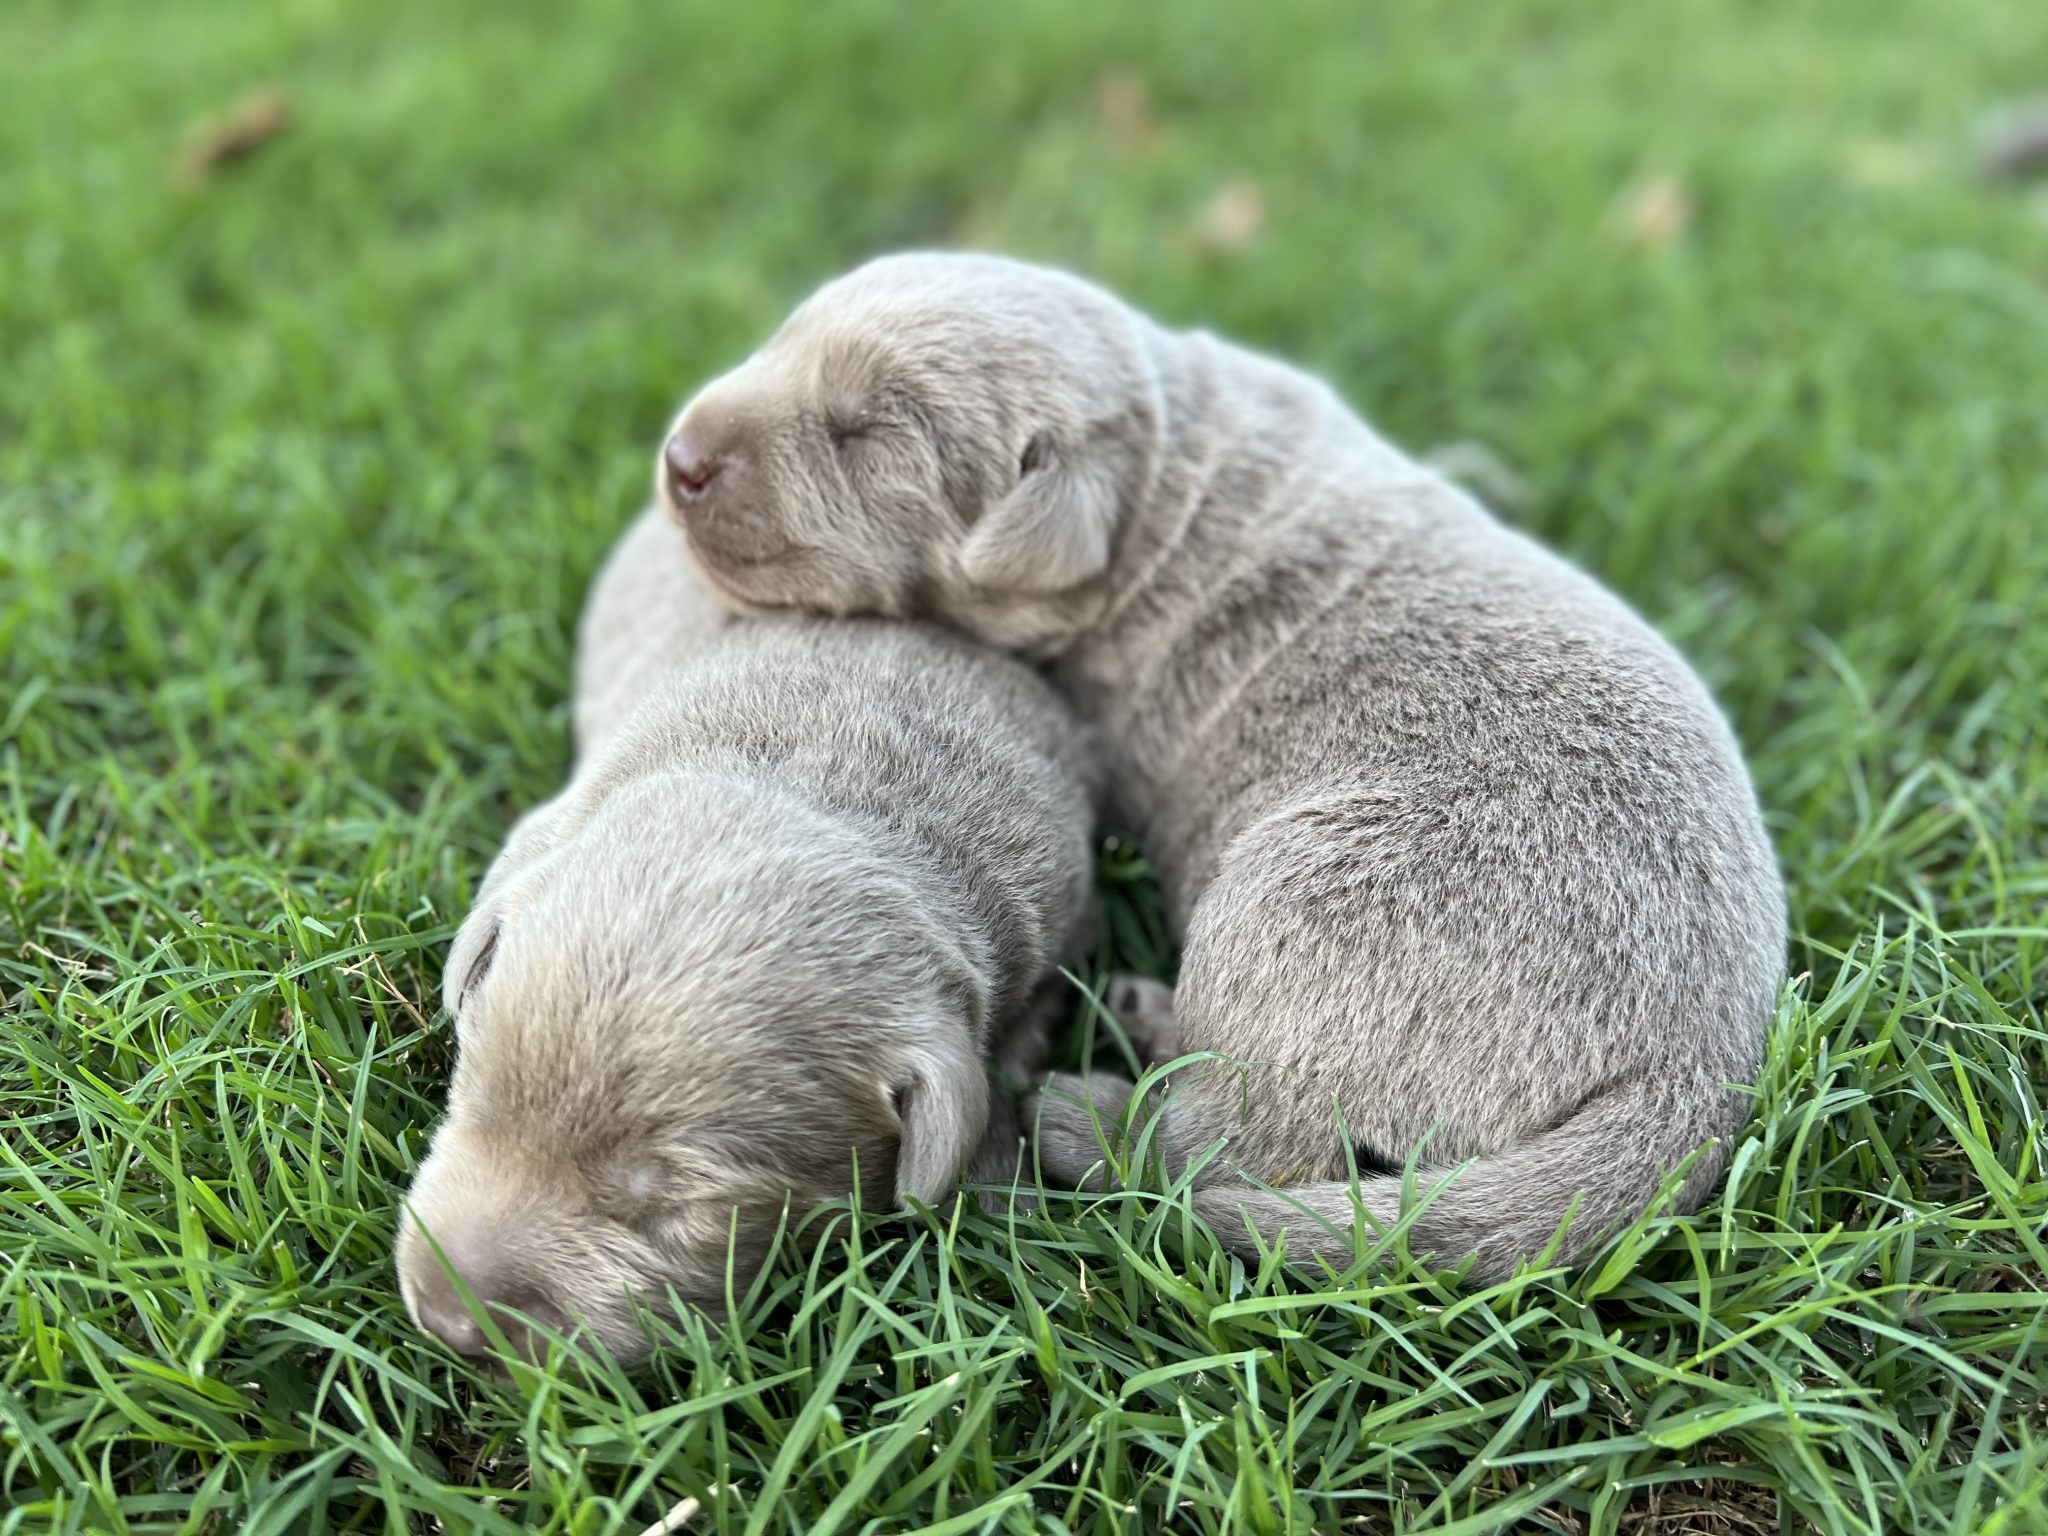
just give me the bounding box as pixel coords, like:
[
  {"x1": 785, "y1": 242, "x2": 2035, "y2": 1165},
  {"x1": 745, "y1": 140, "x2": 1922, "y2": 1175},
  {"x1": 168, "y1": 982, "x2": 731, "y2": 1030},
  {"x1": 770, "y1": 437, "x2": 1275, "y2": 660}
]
[{"x1": 1190, "y1": 1074, "x2": 1741, "y2": 1280}]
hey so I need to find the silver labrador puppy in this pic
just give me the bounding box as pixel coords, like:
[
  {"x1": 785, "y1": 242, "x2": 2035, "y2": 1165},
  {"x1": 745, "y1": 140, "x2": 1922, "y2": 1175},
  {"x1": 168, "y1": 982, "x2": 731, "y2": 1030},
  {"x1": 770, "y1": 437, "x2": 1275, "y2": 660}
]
[
  {"x1": 654, "y1": 253, "x2": 1786, "y2": 1280},
  {"x1": 397, "y1": 508, "x2": 1100, "y2": 1361}
]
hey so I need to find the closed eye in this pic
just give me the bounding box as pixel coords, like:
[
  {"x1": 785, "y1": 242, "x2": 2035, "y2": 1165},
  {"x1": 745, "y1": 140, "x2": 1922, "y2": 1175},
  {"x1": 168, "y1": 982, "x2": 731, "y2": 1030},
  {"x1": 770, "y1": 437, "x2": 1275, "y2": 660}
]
[
  {"x1": 827, "y1": 400, "x2": 896, "y2": 450},
  {"x1": 828, "y1": 386, "x2": 928, "y2": 453}
]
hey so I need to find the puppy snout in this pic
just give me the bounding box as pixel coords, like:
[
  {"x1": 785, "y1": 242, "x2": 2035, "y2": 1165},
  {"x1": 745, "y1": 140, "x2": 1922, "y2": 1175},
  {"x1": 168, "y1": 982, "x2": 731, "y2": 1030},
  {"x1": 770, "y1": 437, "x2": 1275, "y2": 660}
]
[
  {"x1": 662, "y1": 426, "x2": 802, "y2": 571},
  {"x1": 413, "y1": 1283, "x2": 490, "y2": 1357},
  {"x1": 663, "y1": 432, "x2": 723, "y2": 502},
  {"x1": 405, "y1": 1231, "x2": 569, "y2": 1360}
]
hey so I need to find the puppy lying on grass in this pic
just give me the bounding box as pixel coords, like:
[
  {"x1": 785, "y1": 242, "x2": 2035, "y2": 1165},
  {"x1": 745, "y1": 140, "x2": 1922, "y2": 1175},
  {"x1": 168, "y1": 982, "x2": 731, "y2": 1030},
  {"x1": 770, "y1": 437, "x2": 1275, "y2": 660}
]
[
  {"x1": 658, "y1": 253, "x2": 1788, "y2": 1281},
  {"x1": 397, "y1": 507, "x2": 1100, "y2": 1362}
]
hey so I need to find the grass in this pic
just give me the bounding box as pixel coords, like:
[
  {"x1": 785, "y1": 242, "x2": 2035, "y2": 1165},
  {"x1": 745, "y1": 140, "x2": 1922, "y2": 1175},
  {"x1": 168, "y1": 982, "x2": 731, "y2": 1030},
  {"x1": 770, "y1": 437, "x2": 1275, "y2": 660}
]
[{"x1": 3, "y1": 0, "x2": 2046, "y2": 1530}]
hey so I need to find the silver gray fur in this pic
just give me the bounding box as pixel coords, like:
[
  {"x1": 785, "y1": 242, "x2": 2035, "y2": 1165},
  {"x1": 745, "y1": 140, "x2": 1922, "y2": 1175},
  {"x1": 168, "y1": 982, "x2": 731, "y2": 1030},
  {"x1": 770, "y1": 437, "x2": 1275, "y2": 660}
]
[
  {"x1": 396, "y1": 507, "x2": 1100, "y2": 1361},
  {"x1": 660, "y1": 252, "x2": 1787, "y2": 1280}
]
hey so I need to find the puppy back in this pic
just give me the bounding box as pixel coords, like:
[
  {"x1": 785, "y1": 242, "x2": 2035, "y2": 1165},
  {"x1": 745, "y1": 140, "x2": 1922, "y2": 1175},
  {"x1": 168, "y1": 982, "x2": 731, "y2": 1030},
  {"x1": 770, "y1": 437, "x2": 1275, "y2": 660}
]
[
  {"x1": 573, "y1": 506, "x2": 736, "y2": 759},
  {"x1": 566, "y1": 510, "x2": 1101, "y2": 1026}
]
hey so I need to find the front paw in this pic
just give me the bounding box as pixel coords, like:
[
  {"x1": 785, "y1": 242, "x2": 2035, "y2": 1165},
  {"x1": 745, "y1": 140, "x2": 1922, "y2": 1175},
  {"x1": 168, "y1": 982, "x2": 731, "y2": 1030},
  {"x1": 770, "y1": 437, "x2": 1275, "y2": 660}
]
[
  {"x1": 1027, "y1": 1071, "x2": 1136, "y2": 1190},
  {"x1": 1104, "y1": 973, "x2": 1179, "y2": 1062}
]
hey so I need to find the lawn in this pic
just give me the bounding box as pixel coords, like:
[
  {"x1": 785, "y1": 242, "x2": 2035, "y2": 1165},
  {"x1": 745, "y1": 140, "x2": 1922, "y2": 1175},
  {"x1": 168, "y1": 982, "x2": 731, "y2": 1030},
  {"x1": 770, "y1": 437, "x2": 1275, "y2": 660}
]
[{"x1": 4, "y1": 0, "x2": 2047, "y2": 1531}]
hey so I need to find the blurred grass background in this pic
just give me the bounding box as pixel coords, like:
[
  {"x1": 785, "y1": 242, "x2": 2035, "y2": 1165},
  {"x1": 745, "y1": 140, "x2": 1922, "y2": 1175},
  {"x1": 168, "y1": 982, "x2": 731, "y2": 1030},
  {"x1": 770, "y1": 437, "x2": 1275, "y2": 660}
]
[{"x1": 3, "y1": 0, "x2": 2046, "y2": 1532}]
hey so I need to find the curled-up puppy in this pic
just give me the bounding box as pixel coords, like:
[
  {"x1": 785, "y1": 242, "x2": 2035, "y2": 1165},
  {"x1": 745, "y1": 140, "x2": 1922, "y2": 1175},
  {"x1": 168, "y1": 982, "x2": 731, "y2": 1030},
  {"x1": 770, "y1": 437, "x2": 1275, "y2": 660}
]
[
  {"x1": 655, "y1": 253, "x2": 1787, "y2": 1281},
  {"x1": 396, "y1": 507, "x2": 1100, "y2": 1362}
]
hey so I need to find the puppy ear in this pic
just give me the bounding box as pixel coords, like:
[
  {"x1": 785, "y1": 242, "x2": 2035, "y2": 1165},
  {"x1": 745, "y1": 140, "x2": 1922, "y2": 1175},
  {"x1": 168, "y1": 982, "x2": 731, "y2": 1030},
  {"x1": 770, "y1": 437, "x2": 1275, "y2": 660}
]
[
  {"x1": 958, "y1": 433, "x2": 1119, "y2": 596},
  {"x1": 441, "y1": 902, "x2": 504, "y2": 1021},
  {"x1": 891, "y1": 1029, "x2": 990, "y2": 1207},
  {"x1": 439, "y1": 791, "x2": 580, "y2": 1022}
]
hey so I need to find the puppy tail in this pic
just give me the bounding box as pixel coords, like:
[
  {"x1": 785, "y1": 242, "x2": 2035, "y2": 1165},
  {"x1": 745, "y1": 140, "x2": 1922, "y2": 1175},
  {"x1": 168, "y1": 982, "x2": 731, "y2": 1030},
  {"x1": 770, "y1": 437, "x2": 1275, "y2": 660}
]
[{"x1": 1188, "y1": 1073, "x2": 1741, "y2": 1282}]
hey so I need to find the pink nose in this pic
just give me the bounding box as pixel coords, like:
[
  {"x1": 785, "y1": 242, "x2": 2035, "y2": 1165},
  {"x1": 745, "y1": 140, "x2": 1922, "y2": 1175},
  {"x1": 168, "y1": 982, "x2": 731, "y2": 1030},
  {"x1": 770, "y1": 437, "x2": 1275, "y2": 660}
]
[
  {"x1": 664, "y1": 434, "x2": 721, "y2": 500},
  {"x1": 406, "y1": 1224, "x2": 571, "y2": 1360}
]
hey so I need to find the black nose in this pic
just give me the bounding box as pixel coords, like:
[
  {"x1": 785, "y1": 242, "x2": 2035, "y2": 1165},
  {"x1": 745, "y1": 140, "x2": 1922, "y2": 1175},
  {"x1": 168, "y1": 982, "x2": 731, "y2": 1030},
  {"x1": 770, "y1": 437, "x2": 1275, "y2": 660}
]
[{"x1": 664, "y1": 433, "x2": 721, "y2": 500}]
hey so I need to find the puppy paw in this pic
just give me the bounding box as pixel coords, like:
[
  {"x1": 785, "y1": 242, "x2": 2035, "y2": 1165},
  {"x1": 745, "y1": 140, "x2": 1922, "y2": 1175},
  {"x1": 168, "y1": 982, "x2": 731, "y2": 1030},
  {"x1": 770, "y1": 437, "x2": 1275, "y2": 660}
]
[
  {"x1": 1104, "y1": 973, "x2": 1179, "y2": 1062},
  {"x1": 1028, "y1": 1070, "x2": 1135, "y2": 1190},
  {"x1": 972, "y1": 1183, "x2": 1041, "y2": 1219}
]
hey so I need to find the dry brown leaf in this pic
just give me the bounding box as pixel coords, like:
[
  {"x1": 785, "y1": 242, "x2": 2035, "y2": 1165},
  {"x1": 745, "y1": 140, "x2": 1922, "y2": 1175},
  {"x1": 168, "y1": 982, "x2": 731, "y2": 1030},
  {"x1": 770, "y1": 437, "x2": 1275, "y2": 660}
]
[
  {"x1": 1613, "y1": 173, "x2": 1692, "y2": 250},
  {"x1": 176, "y1": 87, "x2": 292, "y2": 186},
  {"x1": 1092, "y1": 69, "x2": 1157, "y2": 156},
  {"x1": 1191, "y1": 179, "x2": 1266, "y2": 256}
]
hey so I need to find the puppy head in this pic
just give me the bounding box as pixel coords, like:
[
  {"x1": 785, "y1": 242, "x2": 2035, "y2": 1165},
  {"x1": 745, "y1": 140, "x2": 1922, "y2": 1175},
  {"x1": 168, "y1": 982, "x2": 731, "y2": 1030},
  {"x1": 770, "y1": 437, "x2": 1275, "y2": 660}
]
[
  {"x1": 396, "y1": 774, "x2": 988, "y2": 1364},
  {"x1": 658, "y1": 253, "x2": 1158, "y2": 650}
]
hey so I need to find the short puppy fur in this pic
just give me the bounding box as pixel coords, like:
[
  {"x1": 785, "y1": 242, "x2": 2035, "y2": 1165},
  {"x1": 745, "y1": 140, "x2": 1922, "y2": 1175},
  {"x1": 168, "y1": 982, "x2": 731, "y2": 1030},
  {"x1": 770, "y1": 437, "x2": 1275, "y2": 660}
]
[
  {"x1": 396, "y1": 507, "x2": 1100, "y2": 1361},
  {"x1": 658, "y1": 253, "x2": 1787, "y2": 1280}
]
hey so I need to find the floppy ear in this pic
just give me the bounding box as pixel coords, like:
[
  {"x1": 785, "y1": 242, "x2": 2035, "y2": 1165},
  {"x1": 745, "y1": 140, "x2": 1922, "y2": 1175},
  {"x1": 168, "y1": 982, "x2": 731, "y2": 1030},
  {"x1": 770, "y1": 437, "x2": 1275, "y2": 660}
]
[
  {"x1": 441, "y1": 901, "x2": 504, "y2": 1021},
  {"x1": 958, "y1": 434, "x2": 1120, "y2": 596},
  {"x1": 891, "y1": 1029, "x2": 990, "y2": 1207},
  {"x1": 439, "y1": 791, "x2": 583, "y2": 1022}
]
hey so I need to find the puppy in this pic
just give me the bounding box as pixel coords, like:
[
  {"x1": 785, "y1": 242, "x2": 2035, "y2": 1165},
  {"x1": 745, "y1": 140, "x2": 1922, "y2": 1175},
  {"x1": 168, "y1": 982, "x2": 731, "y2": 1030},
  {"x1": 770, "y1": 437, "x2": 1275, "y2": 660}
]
[
  {"x1": 396, "y1": 507, "x2": 1100, "y2": 1362},
  {"x1": 655, "y1": 253, "x2": 1787, "y2": 1280}
]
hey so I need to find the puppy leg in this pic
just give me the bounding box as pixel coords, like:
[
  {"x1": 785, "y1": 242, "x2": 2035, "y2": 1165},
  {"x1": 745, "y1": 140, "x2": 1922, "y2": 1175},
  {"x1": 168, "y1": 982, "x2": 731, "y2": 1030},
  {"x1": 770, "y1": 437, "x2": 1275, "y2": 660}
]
[
  {"x1": 1104, "y1": 973, "x2": 1179, "y2": 1062},
  {"x1": 1028, "y1": 1071, "x2": 1138, "y2": 1189},
  {"x1": 968, "y1": 980, "x2": 1069, "y2": 1203}
]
